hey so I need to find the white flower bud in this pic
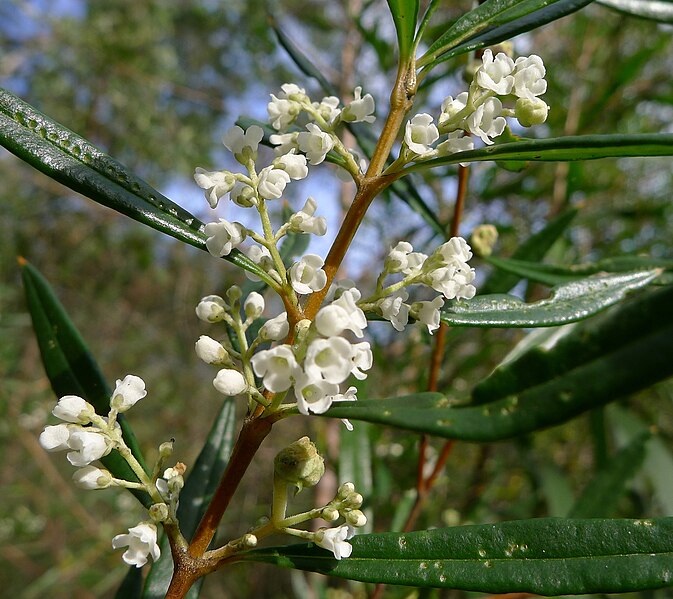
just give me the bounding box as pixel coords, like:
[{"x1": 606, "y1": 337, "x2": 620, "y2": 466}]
[
  {"x1": 66, "y1": 430, "x2": 112, "y2": 467},
  {"x1": 230, "y1": 181, "x2": 257, "y2": 208},
  {"x1": 72, "y1": 465, "x2": 113, "y2": 490},
  {"x1": 257, "y1": 166, "x2": 291, "y2": 200},
  {"x1": 193, "y1": 167, "x2": 235, "y2": 208},
  {"x1": 53, "y1": 395, "x2": 95, "y2": 424},
  {"x1": 274, "y1": 436, "x2": 325, "y2": 492},
  {"x1": 274, "y1": 150, "x2": 309, "y2": 180},
  {"x1": 515, "y1": 97, "x2": 549, "y2": 127},
  {"x1": 322, "y1": 507, "x2": 340, "y2": 522},
  {"x1": 289, "y1": 197, "x2": 327, "y2": 236},
  {"x1": 259, "y1": 312, "x2": 289, "y2": 341},
  {"x1": 345, "y1": 509, "x2": 367, "y2": 528},
  {"x1": 404, "y1": 113, "x2": 439, "y2": 155},
  {"x1": 195, "y1": 295, "x2": 227, "y2": 323},
  {"x1": 226, "y1": 285, "x2": 242, "y2": 304},
  {"x1": 337, "y1": 482, "x2": 355, "y2": 498},
  {"x1": 213, "y1": 369, "x2": 248, "y2": 396},
  {"x1": 244, "y1": 292, "x2": 265, "y2": 320},
  {"x1": 297, "y1": 123, "x2": 334, "y2": 165},
  {"x1": 39, "y1": 423, "x2": 72, "y2": 452},
  {"x1": 471, "y1": 224, "x2": 499, "y2": 257},
  {"x1": 204, "y1": 219, "x2": 246, "y2": 257},
  {"x1": 110, "y1": 375, "x2": 147, "y2": 412},
  {"x1": 341, "y1": 86, "x2": 375, "y2": 124},
  {"x1": 195, "y1": 335, "x2": 229, "y2": 365},
  {"x1": 242, "y1": 533, "x2": 258, "y2": 548},
  {"x1": 476, "y1": 49, "x2": 515, "y2": 95}
]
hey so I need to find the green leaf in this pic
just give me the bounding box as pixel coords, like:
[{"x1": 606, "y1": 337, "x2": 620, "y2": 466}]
[
  {"x1": 568, "y1": 432, "x2": 650, "y2": 518},
  {"x1": 243, "y1": 517, "x2": 673, "y2": 594},
  {"x1": 322, "y1": 284, "x2": 673, "y2": 440},
  {"x1": 114, "y1": 567, "x2": 143, "y2": 599},
  {"x1": 406, "y1": 134, "x2": 673, "y2": 170},
  {"x1": 142, "y1": 398, "x2": 238, "y2": 598},
  {"x1": 387, "y1": 0, "x2": 420, "y2": 62},
  {"x1": 480, "y1": 208, "x2": 578, "y2": 294},
  {"x1": 441, "y1": 270, "x2": 658, "y2": 328},
  {"x1": 0, "y1": 88, "x2": 269, "y2": 282},
  {"x1": 339, "y1": 419, "x2": 373, "y2": 533},
  {"x1": 20, "y1": 259, "x2": 151, "y2": 507},
  {"x1": 598, "y1": 0, "x2": 673, "y2": 22},
  {"x1": 418, "y1": 0, "x2": 594, "y2": 70}
]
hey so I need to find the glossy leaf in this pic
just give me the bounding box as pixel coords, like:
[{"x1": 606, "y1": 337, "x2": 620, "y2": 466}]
[
  {"x1": 418, "y1": 0, "x2": 594, "y2": 69},
  {"x1": 598, "y1": 0, "x2": 673, "y2": 22},
  {"x1": 405, "y1": 134, "x2": 673, "y2": 171},
  {"x1": 323, "y1": 284, "x2": 673, "y2": 439},
  {"x1": 0, "y1": 88, "x2": 269, "y2": 282},
  {"x1": 387, "y1": 0, "x2": 420, "y2": 62},
  {"x1": 568, "y1": 432, "x2": 650, "y2": 518},
  {"x1": 339, "y1": 419, "x2": 373, "y2": 533},
  {"x1": 441, "y1": 270, "x2": 658, "y2": 328},
  {"x1": 243, "y1": 517, "x2": 673, "y2": 593},
  {"x1": 20, "y1": 259, "x2": 151, "y2": 507},
  {"x1": 142, "y1": 398, "x2": 238, "y2": 598}
]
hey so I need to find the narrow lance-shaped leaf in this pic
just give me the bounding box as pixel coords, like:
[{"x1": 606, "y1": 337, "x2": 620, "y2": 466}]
[
  {"x1": 20, "y1": 259, "x2": 150, "y2": 507},
  {"x1": 321, "y1": 284, "x2": 673, "y2": 440},
  {"x1": 243, "y1": 518, "x2": 673, "y2": 594},
  {"x1": 387, "y1": 0, "x2": 420, "y2": 62},
  {"x1": 441, "y1": 270, "x2": 659, "y2": 328},
  {"x1": 0, "y1": 88, "x2": 270, "y2": 282},
  {"x1": 598, "y1": 0, "x2": 673, "y2": 22},
  {"x1": 141, "y1": 398, "x2": 238, "y2": 599},
  {"x1": 402, "y1": 134, "x2": 673, "y2": 171}
]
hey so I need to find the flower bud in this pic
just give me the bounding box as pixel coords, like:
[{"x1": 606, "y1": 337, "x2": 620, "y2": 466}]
[
  {"x1": 321, "y1": 507, "x2": 340, "y2": 522},
  {"x1": 213, "y1": 369, "x2": 248, "y2": 396},
  {"x1": 337, "y1": 482, "x2": 355, "y2": 499},
  {"x1": 72, "y1": 465, "x2": 113, "y2": 490},
  {"x1": 195, "y1": 295, "x2": 227, "y2": 323},
  {"x1": 274, "y1": 436, "x2": 325, "y2": 492},
  {"x1": 344, "y1": 509, "x2": 367, "y2": 527},
  {"x1": 159, "y1": 441, "x2": 174, "y2": 460},
  {"x1": 110, "y1": 375, "x2": 147, "y2": 413},
  {"x1": 244, "y1": 292, "x2": 265, "y2": 320},
  {"x1": 195, "y1": 335, "x2": 229, "y2": 365},
  {"x1": 470, "y1": 224, "x2": 499, "y2": 258},
  {"x1": 53, "y1": 395, "x2": 95, "y2": 424},
  {"x1": 149, "y1": 503, "x2": 170, "y2": 523},
  {"x1": 259, "y1": 312, "x2": 289, "y2": 341},
  {"x1": 242, "y1": 533, "x2": 258, "y2": 548},
  {"x1": 343, "y1": 492, "x2": 364, "y2": 509},
  {"x1": 515, "y1": 97, "x2": 549, "y2": 127},
  {"x1": 226, "y1": 285, "x2": 242, "y2": 304}
]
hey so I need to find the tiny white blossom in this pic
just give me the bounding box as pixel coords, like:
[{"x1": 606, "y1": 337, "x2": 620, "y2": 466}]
[
  {"x1": 425, "y1": 265, "x2": 476, "y2": 300},
  {"x1": 405, "y1": 113, "x2": 439, "y2": 156},
  {"x1": 244, "y1": 292, "x2": 265, "y2": 320},
  {"x1": 53, "y1": 395, "x2": 95, "y2": 424},
  {"x1": 289, "y1": 197, "x2": 327, "y2": 236},
  {"x1": 39, "y1": 423, "x2": 72, "y2": 452},
  {"x1": 230, "y1": 181, "x2": 257, "y2": 208},
  {"x1": 73, "y1": 465, "x2": 113, "y2": 490},
  {"x1": 294, "y1": 373, "x2": 340, "y2": 415},
  {"x1": 274, "y1": 150, "x2": 309, "y2": 180},
  {"x1": 341, "y1": 86, "x2": 375, "y2": 123},
  {"x1": 304, "y1": 337, "x2": 354, "y2": 384},
  {"x1": 327, "y1": 288, "x2": 367, "y2": 338},
  {"x1": 350, "y1": 341, "x2": 373, "y2": 380},
  {"x1": 384, "y1": 241, "x2": 414, "y2": 274},
  {"x1": 476, "y1": 49, "x2": 515, "y2": 95},
  {"x1": 204, "y1": 219, "x2": 246, "y2": 257},
  {"x1": 250, "y1": 345, "x2": 299, "y2": 392},
  {"x1": 269, "y1": 132, "x2": 299, "y2": 155},
  {"x1": 313, "y1": 95, "x2": 341, "y2": 125},
  {"x1": 436, "y1": 131, "x2": 474, "y2": 156},
  {"x1": 411, "y1": 296, "x2": 445, "y2": 334},
  {"x1": 377, "y1": 290, "x2": 411, "y2": 332},
  {"x1": 110, "y1": 375, "x2": 147, "y2": 413},
  {"x1": 222, "y1": 124, "x2": 264, "y2": 157},
  {"x1": 257, "y1": 166, "x2": 291, "y2": 200},
  {"x1": 66, "y1": 429, "x2": 112, "y2": 467},
  {"x1": 466, "y1": 97, "x2": 506, "y2": 145},
  {"x1": 195, "y1": 335, "x2": 228, "y2": 365},
  {"x1": 297, "y1": 123, "x2": 334, "y2": 165},
  {"x1": 315, "y1": 525, "x2": 355, "y2": 560},
  {"x1": 242, "y1": 244, "x2": 275, "y2": 282},
  {"x1": 436, "y1": 237, "x2": 473, "y2": 265},
  {"x1": 213, "y1": 369, "x2": 248, "y2": 396},
  {"x1": 193, "y1": 167, "x2": 235, "y2": 209},
  {"x1": 112, "y1": 522, "x2": 161, "y2": 568},
  {"x1": 268, "y1": 85, "x2": 306, "y2": 131},
  {"x1": 195, "y1": 295, "x2": 227, "y2": 323},
  {"x1": 259, "y1": 312, "x2": 290, "y2": 341},
  {"x1": 439, "y1": 92, "x2": 468, "y2": 126},
  {"x1": 513, "y1": 55, "x2": 547, "y2": 100},
  {"x1": 289, "y1": 254, "x2": 327, "y2": 295}
]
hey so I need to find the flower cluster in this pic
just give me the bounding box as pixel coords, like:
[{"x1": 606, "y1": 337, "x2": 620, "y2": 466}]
[
  {"x1": 359, "y1": 237, "x2": 476, "y2": 333},
  {"x1": 38, "y1": 376, "x2": 178, "y2": 568},
  {"x1": 394, "y1": 49, "x2": 548, "y2": 167}
]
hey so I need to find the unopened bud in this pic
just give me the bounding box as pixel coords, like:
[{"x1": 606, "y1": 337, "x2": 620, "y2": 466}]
[
  {"x1": 244, "y1": 292, "x2": 265, "y2": 319},
  {"x1": 159, "y1": 441, "x2": 174, "y2": 459},
  {"x1": 242, "y1": 533, "x2": 258, "y2": 548},
  {"x1": 226, "y1": 285, "x2": 242, "y2": 304},
  {"x1": 515, "y1": 97, "x2": 549, "y2": 127},
  {"x1": 260, "y1": 312, "x2": 289, "y2": 341},
  {"x1": 343, "y1": 492, "x2": 363, "y2": 509},
  {"x1": 337, "y1": 482, "x2": 355, "y2": 499},
  {"x1": 213, "y1": 369, "x2": 248, "y2": 396},
  {"x1": 149, "y1": 502, "x2": 169, "y2": 523},
  {"x1": 470, "y1": 224, "x2": 498, "y2": 258},
  {"x1": 321, "y1": 507, "x2": 340, "y2": 522},
  {"x1": 274, "y1": 436, "x2": 325, "y2": 493},
  {"x1": 195, "y1": 295, "x2": 227, "y2": 323},
  {"x1": 195, "y1": 335, "x2": 230, "y2": 365},
  {"x1": 345, "y1": 509, "x2": 367, "y2": 527}
]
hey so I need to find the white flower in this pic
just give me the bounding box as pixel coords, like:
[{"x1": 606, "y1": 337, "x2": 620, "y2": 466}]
[
  {"x1": 222, "y1": 124, "x2": 264, "y2": 157},
  {"x1": 269, "y1": 132, "x2": 299, "y2": 155},
  {"x1": 436, "y1": 131, "x2": 474, "y2": 156},
  {"x1": 411, "y1": 296, "x2": 445, "y2": 334},
  {"x1": 314, "y1": 305, "x2": 354, "y2": 338},
  {"x1": 274, "y1": 150, "x2": 309, "y2": 180},
  {"x1": 268, "y1": 96, "x2": 301, "y2": 131},
  {"x1": 242, "y1": 244, "x2": 275, "y2": 282},
  {"x1": 297, "y1": 123, "x2": 334, "y2": 165},
  {"x1": 315, "y1": 524, "x2": 355, "y2": 560},
  {"x1": 66, "y1": 429, "x2": 112, "y2": 467},
  {"x1": 195, "y1": 295, "x2": 227, "y2": 323},
  {"x1": 323, "y1": 288, "x2": 367, "y2": 338},
  {"x1": 39, "y1": 423, "x2": 72, "y2": 452},
  {"x1": 331, "y1": 386, "x2": 358, "y2": 431},
  {"x1": 439, "y1": 92, "x2": 468, "y2": 126},
  {"x1": 466, "y1": 97, "x2": 506, "y2": 145},
  {"x1": 259, "y1": 312, "x2": 290, "y2": 341},
  {"x1": 53, "y1": 395, "x2": 95, "y2": 424},
  {"x1": 515, "y1": 97, "x2": 549, "y2": 127},
  {"x1": 405, "y1": 113, "x2": 439, "y2": 156},
  {"x1": 289, "y1": 197, "x2": 327, "y2": 236},
  {"x1": 313, "y1": 95, "x2": 341, "y2": 125},
  {"x1": 425, "y1": 265, "x2": 476, "y2": 300},
  {"x1": 304, "y1": 337, "x2": 354, "y2": 384},
  {"x1": 385, "y1": 241, "x2": 414, "y2": 274},
  {"x1": 110, "y1": 375, "x2": 147, "y2": 412},
  {"x1": 230, "y1": 181, "x2": 257, "y2": 208},
  {"x1": 250, "y1": 345, "x2": 299, "y2": 392},
  {"x1": 112, "y1": 522, "x2": 161, "y2": 568},
  {"x1": 378, "y1": 290, "x2": 411, "y2": 332},
  {"x1": 257, "y1": 166, "x2": 291, "y2": 199},
  {"x1": 513, "y1": 55, "x2": 547, "y2": 100},
  {"x1": 294, "y1": 373, "x2": 340, "y2": 415},
  {"x1": 435, "y1": 237, "x2": 473, "y2": 265},
  {"x1": 341, "y1": 86, "x2": 375, "y2": 123},
  {"x1": 213, "y1": 369, "x2": 248, "y2": 396},
  {"x1": 289, "y1": 254, "x2": 327, "y2": 294},
  {"x1": 73, "y1": 465, "x2": 113, "y2": 490},
  {"x1": 195, "y1": 335, "x2": 228, "y2": 365},
  {"x1": 350, "y1": 341, "x2": 373, "y2": 380},
  {"x1": 193, "y1": 167, "x2": 235, "y2": 209},
  {"x1": 244, "y1": 292, "x2": 265, "y2": 320},
  {"x1": 476, "y1": 49, "x2": 515, "y2": 95},
  {"x1": 204, "y1": 219, "x2": 246, "y2": 257}
]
